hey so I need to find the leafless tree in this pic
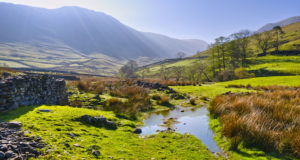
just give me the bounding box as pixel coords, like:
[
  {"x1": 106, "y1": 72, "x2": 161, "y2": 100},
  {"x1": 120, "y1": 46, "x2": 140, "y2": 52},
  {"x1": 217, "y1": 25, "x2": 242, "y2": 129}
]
[{"x1": 177, "y1": 52, "x2": 186, "y2": 59}]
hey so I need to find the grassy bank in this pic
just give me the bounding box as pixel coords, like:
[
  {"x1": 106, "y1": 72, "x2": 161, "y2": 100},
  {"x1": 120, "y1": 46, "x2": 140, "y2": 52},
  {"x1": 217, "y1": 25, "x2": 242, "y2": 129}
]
[
  {"x1": 171, "y1": 76, "x2": 300, "y2": 159},
  {"x1": 0, "y1": 105, "x2": 216, "y2": 159}
]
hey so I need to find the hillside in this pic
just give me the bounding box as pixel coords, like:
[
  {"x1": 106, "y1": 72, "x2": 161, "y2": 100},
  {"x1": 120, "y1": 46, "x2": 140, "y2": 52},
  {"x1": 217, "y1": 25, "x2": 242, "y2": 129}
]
[
  {"x1": 0, "y1": 2, "x2": 208, "y2": 76},
  {"x1": 257, "y1": 16, "x2": 300, "y2": 33},
  {"x1": 139, "y1": 21, "x2": 300, "y2": 78}
]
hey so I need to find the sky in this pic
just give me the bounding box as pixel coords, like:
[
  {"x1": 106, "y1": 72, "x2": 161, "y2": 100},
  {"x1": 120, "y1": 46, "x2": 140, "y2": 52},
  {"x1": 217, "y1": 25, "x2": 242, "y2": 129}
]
[{"x1": 1, "y1": 0, "x2": 299, "y2": 42}]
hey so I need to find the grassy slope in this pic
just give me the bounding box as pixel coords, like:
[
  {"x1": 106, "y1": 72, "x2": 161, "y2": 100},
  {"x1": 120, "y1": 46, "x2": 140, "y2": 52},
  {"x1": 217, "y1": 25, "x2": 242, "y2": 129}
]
[
  {"x1": 0, "y1": 105, "x2": 216, "y2": 160},
  {"x1": 139, "y1": 22, "x2": 300, "y2": 77},
  {"x1": 172, "y1": 76, "x2": 300, "y2": 160}
]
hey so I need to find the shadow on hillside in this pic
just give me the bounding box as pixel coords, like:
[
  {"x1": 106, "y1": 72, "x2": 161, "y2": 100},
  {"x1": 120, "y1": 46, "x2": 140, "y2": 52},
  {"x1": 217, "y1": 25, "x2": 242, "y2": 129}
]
[
  {"x1": 0, "y1": 106, "x2": 38, "y2": 122},
  {"x1": 250, "y1": 68, "x2": 294, "y2": 77}
]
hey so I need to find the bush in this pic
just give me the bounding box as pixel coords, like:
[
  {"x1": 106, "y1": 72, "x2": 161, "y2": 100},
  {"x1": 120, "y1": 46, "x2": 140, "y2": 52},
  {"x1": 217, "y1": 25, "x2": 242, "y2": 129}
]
[
  {"x1": 189, "y1": 98, "x2": 196, "y2": 105},
  {"x1": 151, "y1": 94, "x2": 161, "y2": 100},
  {"x1": 159, "y1": 96, "x2": 171, "y2": 106},
  {"x1": 234, "y1": 68, "x2": 255, "y2": 79}
]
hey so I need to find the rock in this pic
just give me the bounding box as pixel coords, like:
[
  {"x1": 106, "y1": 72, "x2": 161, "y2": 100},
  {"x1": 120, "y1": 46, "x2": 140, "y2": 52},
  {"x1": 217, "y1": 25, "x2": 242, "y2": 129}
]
[
  {"x1": 7, "y1": 122, "x2": 22, "y2": 128},
  {"x1": 180, "y1": 110, "x2": 184, "y2": 112},
  {"x1": 105, "y1": 121, "x2": 117, "y2": 130},
  {"x1": 2, "y1": 72, "x2": 11, "y2": 79},
  {"x1": 4, "y1": 150, "x2": 14, "y2": 158},
  {"x1": 0, "y1": 151, "x2": 4, "y2": 160},
  {"x1": 93, "y1": 94, "x2": 101, "y2": 100},
  {"x1": 81, "y1": 115, "x2": 91, "y2": 123},
  {"x1": 92, "y1": 150, "x2": 100, "y2": 157},
  {"x1": 66, "y1": 133, "x2": 75, "y2": 139},
  {"x1": 38, "y1": 109, "x2": 51, "y2": 112},
  {"x1": 73, "y1": 144, "x2": 81, "y2": 147},
  {"x1": 133, "y1": 128, "x2": 142, "y2": 134}
]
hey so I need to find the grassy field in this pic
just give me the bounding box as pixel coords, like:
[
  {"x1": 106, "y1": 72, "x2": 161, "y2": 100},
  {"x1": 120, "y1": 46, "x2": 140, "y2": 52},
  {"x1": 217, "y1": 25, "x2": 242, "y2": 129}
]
[
  {"x1": 139, "y1": 22, "x2": 300, "y2": 78},
  {"x1": 248, "y1": 56, "x2": 300, "y2": 76},
  {"x1": 171, "y1": 75, "x2": 300, "y2": 160},
  {"x1": 0, "y1": 105, "x2": 216, "y2": 160}
]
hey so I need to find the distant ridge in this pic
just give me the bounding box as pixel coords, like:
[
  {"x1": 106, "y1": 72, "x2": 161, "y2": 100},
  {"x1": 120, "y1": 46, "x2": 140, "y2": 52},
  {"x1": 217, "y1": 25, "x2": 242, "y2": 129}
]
[{"x1": 257, "y1": 16, "x2": 300, "y2": 33}]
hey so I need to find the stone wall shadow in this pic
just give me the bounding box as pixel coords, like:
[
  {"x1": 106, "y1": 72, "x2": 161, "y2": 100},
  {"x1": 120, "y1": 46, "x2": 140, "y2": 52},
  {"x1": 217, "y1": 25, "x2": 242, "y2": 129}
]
[{"x1": 0, "y1": 105, "x2": 38, "y2": 122}]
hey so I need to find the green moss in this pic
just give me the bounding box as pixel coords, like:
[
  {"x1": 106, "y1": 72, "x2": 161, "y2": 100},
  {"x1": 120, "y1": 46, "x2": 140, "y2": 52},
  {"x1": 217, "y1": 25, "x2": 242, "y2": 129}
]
[{"x1": 1, "y1": 105, "x2": 216, "y2": 159}]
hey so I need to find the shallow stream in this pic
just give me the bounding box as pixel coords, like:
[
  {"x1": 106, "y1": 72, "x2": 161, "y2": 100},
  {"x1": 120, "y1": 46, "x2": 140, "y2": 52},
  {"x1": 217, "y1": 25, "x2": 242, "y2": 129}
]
[{"x1": 140, "y1": 105, "x2": 222, "y2": 153}]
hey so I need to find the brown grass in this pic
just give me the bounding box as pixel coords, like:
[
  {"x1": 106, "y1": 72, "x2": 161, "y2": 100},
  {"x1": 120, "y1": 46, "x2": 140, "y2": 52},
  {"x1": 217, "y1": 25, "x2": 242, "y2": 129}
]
[
  {"x1": 210, "y1": 88, "x2": 300, "y2": 157},
  {"x1": 159, "y1": 96, "x2": 171, "y2": 106}
]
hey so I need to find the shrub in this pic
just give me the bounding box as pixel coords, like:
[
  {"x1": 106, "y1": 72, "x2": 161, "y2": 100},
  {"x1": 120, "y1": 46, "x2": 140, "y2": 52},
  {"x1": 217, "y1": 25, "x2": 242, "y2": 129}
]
[
  {"x1": 151, "y1": 94, "x2": 161, "y2": 100},
  {"x1": 234, "y1": 68, "x2": 255, "y2": 79},
  {"x1": 159, "y1": 96, "x2": 171, "y2": 106},
  {"x1": 189, "y1": 98, "x2": 196, "y2": 105}
]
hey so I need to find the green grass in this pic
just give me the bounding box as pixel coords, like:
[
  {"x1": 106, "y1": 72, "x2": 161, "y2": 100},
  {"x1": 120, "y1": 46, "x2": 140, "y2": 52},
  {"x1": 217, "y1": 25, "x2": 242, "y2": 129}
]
[
  {"x1": 248, "y1": 56, "x2": 300, "y2": 75},
  {"x1": 218, "y1": 75, "x2": 300, "y2": 87},
  {"x1": 0, "y1": 105, "x2": 216, "y2": 160},
  {"x1": 171, "y1": 84, "x2": 253, "y2": 99},
  {"x1": 170, "y1": 76, "x2": 300, "y2": 159}
]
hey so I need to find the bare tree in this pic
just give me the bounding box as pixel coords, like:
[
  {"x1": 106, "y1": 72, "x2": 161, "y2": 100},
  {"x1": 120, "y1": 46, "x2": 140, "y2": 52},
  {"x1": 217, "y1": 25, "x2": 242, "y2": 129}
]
[
  {"x1": 254, "y1": 31, "x2": 272, "y2": 55},
  {"x1": 172, "y1": 66, "x2": 184, "y2": 81},
  {"x1": 159, "y1": 64, "x2": 171, "y2": 80},
  {"x1": 177, "y1": 52, "x2": 186, "y2": 59}
]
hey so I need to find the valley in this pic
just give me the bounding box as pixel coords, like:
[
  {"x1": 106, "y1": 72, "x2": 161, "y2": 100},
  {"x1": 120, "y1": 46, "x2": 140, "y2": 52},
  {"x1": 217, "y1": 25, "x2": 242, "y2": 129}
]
[{"x1": 0, "y1": 1, "x2": 300, "y2": 160}]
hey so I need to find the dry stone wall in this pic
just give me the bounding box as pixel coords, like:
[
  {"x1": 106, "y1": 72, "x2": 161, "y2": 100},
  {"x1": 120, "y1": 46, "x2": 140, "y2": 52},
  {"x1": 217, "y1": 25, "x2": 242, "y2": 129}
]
[{"x1": 0, "y1": 74, "x2": 68, "y2": 111}]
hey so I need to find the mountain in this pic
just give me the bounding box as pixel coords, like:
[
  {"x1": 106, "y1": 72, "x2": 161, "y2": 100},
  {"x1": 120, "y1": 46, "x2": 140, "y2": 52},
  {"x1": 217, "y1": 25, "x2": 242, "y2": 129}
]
[
  {"x1": 0, "y1": 3, "x2": 207, "y2": 63},
  {"x1": 257, "y1": 16, "x2": 300, "y2": 33}
]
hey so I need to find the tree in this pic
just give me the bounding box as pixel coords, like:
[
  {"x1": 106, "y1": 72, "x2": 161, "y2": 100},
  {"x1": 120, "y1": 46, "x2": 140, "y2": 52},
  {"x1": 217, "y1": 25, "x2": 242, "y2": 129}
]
[
  {"x1": 159, "y1": 64, "x2": 171, "y2": 80},
  {"x1": 177, "y1": 52, "x2": 186, "y2": 59},
  {"x1": 254, "y1": 31, "x2": 272, "y2": 55},
  {"x1": 119, "y1": 60, "x2": 138, "y2": 79},
  {"x1": 232, "y1": 30, "x2": 251, "y2": 67},
  {"x1": 272, "y1": 26, "x2": 284, "y2": 54},
  {"x1": 216, "y1": 36, "x2": 229, "y2": 70},
  {"x1": 172, "y1": 66, "x2": 184, "y2": 81}
]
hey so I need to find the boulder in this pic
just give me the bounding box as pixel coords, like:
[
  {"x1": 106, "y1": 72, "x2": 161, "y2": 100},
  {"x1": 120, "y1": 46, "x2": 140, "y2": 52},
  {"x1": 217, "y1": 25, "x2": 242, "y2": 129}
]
[
  {"x1": 133, "y1": 128, "x2": 142, "y2": 134},
  {"x1": 0, "y1": 151, "x2": 4, "y2": 160},
  {"x1": 7, "y1": 122, "x2": 22, "y2": 128},
  {"x1": 105, "y1": 121, "x2": 117, "y2": 130}
]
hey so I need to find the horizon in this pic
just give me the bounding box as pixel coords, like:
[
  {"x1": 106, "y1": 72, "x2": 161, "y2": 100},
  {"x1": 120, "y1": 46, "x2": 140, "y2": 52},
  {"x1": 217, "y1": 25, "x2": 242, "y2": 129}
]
[{"x1": 0, "y1": 0, "x2": 299, "y2": 43}]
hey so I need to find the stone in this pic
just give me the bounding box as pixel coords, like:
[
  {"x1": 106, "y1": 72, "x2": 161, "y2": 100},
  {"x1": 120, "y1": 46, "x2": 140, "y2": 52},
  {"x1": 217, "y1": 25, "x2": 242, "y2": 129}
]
[
  {"x1": 133, "y1": 128, "x2": 142, "y2": 134},
  {"x1": 0, "y1": 151, "x2": 4, "y2": 160},
  {"x1": 93, "y1": 94, "x2": 101, "y2": 100},
  {"x1": 105, "y1": 121, "x2": 117, "y2": 130},
  {"x1": 4, "y1": 150, "x2": 14, "y2": 158},
  {"x1": 73, "y1": 144, "x2": 81, "y2": 147},
  {"x1": 2, "y1": 72, "x2": 11, "y2": 79},
  {"x1": 66, "y1": 133, "x2": 75, "y2": 139},
  {"x1": 7, "y1": 122, "x2": 22, "y2": 128},
  {"x1": 92, "y1": 150, "x2": 100, "y2": 157},
  {"x1": 81, "y1": 115, "x2": 91, "y2": 123}
]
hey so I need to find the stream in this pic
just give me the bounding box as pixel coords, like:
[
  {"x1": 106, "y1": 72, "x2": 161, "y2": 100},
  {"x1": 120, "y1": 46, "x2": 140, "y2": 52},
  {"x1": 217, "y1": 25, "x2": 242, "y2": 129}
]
[{"x1": 140, "y1": 104, "x2": 222, "y2": 154}]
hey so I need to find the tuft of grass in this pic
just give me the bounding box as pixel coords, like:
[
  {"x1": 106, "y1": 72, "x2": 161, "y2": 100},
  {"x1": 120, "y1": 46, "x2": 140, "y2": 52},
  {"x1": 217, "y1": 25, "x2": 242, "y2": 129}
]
[{"x1": 210, "y1": 88, "x2": 300, "y2": 158}]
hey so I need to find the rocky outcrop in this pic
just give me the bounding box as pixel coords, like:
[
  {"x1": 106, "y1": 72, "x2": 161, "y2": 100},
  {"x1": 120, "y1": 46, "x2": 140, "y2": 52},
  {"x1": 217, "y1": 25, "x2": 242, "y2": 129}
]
[
  {"x1": 0, "y1": 122, "x2": 44, "y2": 159},
  {"x1": 81, "y1": 115, "x2": 117, "y2": 130},
  {"x1": 136, "y1": 80, "x2": 176, "y2": 93},
  {"x1": 0, "y1": 74, "x2": 68, "y2": 111}
]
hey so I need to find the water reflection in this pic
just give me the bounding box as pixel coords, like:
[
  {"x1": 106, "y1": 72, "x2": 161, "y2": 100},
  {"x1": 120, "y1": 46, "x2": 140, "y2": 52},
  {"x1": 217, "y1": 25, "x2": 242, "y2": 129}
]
[{"x1": 141, "y1": 106, "x2": 222, "y2": 153}]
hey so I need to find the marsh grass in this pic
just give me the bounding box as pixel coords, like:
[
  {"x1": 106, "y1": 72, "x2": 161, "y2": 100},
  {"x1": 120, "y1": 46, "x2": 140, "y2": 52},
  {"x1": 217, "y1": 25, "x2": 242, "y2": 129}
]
[{"x1": 210, "y1": 87, "x2": 300, "y2": 157}]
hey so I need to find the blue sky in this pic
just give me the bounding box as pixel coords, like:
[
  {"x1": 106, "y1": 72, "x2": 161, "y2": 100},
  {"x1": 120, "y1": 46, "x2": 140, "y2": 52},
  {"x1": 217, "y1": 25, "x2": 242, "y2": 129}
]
[{"x1": 1, "y1": 0, "x2": 299, "y2": 42}]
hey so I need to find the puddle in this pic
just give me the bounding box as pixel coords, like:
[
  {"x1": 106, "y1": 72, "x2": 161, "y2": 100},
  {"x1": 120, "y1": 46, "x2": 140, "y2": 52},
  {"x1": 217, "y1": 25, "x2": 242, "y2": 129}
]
[{"x1": 141, "y1": 106, "x2": 222, "y2": 153}]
